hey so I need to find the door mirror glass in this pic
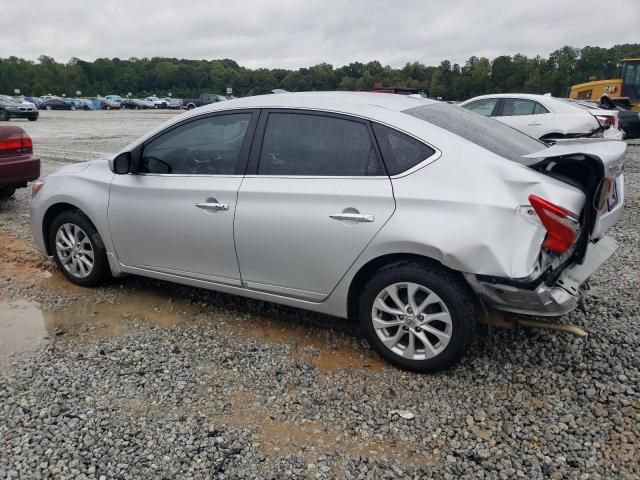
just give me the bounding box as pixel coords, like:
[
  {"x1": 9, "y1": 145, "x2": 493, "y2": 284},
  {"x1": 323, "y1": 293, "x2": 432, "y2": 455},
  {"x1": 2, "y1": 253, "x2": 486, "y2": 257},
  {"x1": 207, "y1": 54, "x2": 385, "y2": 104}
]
[{"x1": 111, "y1": 152, "x2": 131, "y2": 174}]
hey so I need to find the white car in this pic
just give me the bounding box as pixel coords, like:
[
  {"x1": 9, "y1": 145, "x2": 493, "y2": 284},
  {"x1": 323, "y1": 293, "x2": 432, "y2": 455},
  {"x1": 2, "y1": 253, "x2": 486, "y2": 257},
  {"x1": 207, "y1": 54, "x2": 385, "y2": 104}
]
[
  {"x1": 459, "y1": 93, "x2": 622, "y2": 141},
  {"x1": 145, "y1": 96, "x2": 168, "y2": 109}
]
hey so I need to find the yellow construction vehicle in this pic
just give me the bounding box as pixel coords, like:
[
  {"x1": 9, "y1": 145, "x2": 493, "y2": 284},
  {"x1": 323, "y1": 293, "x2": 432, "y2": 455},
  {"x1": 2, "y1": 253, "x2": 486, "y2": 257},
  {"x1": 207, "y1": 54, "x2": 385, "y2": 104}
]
[{"x1": 569, "y1": 58, "x2": 640, "y2": 111}]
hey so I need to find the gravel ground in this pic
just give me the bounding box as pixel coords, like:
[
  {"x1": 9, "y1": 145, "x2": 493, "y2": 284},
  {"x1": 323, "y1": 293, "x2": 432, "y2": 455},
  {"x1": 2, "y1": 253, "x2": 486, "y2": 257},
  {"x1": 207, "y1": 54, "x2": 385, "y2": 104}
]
[{"x1": 0, "y1": 111, "x2": 639, "y2": 479}]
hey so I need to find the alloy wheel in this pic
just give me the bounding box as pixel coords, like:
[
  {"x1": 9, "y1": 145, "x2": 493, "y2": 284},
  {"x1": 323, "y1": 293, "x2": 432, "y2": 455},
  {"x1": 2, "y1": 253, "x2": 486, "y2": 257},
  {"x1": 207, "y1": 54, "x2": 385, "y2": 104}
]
[
  {"x1": 371, "y1": 282, "x2": 453, "y2": 360},
  {"x1": 55, "y1": 223, "x2": 95, "y2": 279}
]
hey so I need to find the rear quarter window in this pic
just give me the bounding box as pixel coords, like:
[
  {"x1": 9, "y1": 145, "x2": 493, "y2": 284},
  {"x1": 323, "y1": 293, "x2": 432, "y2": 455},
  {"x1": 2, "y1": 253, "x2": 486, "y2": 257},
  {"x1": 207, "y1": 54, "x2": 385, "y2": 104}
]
[{"x1": 372, "y1": 124, "x2": 435, "y2": 175}]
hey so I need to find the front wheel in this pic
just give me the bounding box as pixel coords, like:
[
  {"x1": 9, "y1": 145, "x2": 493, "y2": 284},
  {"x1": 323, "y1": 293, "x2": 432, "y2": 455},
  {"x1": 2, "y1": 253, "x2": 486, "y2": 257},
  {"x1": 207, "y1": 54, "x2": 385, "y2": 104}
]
[
  {"x1": 28, "y1": 117, "x2": 38, "y2": 121},
  {"x1": 45, "y1": 105, "x2": 52, "y2": 111},
  {"x1": 0, "y1": 110, "x2": 8, "y2": 121},
  {"x1": 358, "y1": 262, "x2": 476, "y2": 372},
  {"x1": 49, "y1": 210, "x2": 110, "y2": 287}
]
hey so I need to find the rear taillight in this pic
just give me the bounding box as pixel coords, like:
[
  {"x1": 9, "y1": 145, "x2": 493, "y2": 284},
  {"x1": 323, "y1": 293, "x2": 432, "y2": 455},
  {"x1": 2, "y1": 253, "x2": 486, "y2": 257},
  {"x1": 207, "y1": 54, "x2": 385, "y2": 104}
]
[
  {"x1": 0, "y1": 131, "x2": 33, "y2": 155},
  {"x1": 595, "y1": 115, "x2": 617, "y2": 129},
  {"x1": 529, "y1": 195, "x2": 580, "y2": 254}
]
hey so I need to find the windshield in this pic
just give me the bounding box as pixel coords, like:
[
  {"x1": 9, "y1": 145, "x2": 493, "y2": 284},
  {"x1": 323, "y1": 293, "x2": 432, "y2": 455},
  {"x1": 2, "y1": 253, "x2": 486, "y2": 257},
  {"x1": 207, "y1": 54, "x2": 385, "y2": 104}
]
[
  {"x1": 622, "y1": 61, "x2": 640, "y2": 86},
  {"x1": 403, "y1": 103, "x2": 545, "y2": 164}
]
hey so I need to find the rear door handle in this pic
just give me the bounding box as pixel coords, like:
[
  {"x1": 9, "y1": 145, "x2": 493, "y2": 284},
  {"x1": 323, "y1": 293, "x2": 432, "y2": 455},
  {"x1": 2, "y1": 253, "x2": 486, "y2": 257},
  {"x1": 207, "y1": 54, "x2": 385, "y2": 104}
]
[
  {"x1": 196, "y1": 202, "x2": 229, "y2": 211},
  {"x1": 528, "y1": 122, "x2": 542, "y2": 126},
  {"x1": 329, "y1": 213, "x2": 374, "y2": 222}
]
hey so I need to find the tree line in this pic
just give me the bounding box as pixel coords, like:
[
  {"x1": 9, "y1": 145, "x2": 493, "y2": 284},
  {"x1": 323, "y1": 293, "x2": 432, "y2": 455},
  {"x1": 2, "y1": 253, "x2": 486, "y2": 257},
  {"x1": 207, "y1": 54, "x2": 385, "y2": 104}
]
[{"x1": 1, "y1": 44, "x2": 638, "y2": 101}]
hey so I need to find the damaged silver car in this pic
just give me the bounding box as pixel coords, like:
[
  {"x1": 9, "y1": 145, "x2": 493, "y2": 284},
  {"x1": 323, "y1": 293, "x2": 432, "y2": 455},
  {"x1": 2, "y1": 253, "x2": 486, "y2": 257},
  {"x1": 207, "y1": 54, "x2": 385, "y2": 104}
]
[{"x1": 30, "y1": 92, "x2": 625, "y2": 371}]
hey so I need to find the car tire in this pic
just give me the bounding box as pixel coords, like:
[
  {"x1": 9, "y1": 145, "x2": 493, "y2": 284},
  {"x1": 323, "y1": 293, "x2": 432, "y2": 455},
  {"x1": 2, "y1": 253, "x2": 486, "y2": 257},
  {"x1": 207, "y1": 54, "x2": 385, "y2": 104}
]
[
  {"x1": 0, "y1": 110, "x2": 8, "y2": 121},
  {"x1": 49, "y1": 210, "x2": 111, "y2": 287},
  {"x1": 0, "y1": 187, "x2": 16, "y2": 199},
  {"x1": 45, "y1": 105, "x2": 52, "y2": 111},
  {"x1": 28, "y1": 117, "x2": 38, "y2": 121},
  {"x1": 70, "y1": 105, "x2": 76, "y2": 111},
  {"x1": 358, "y1": 261, "x2": 476, "y2": 372}
]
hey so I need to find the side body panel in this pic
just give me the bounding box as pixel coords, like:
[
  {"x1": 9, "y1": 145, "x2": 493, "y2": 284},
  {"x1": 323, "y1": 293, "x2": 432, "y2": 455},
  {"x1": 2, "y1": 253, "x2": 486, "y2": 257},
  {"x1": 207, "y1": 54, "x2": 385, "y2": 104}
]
[
  {"x1": 234, "y1": 176, "x2": 395, "y2": 300},
  {"x1": 108, "y1": 174, "x2": 243, "y2": 286}
]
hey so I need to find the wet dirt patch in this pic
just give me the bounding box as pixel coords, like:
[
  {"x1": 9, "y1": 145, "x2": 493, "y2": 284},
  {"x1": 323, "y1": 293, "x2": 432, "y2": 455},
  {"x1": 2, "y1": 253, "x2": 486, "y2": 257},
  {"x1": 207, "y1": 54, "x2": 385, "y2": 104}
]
[
  {"x1": 230, "y1": 316, "x2": 386, "y2": 372},
  {"x1": 227, "y1": 392, "x2": 436, "y2": 467},
  {"x1": 0, "y1": 230, "x2": 52, "y2": 283},
  {"x1": 0, "y1": 299, "x2": 46, "y2": 370},
  {"x1": 0, "y1": 288, "x2": 201, "y2": 371}
]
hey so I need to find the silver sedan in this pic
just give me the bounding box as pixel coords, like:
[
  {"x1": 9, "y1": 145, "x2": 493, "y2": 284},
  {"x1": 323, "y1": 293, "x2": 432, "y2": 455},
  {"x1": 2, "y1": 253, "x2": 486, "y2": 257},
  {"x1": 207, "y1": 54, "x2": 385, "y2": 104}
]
[{"x1": 30, "y1": 92, "x2": 625, "y2": 371}]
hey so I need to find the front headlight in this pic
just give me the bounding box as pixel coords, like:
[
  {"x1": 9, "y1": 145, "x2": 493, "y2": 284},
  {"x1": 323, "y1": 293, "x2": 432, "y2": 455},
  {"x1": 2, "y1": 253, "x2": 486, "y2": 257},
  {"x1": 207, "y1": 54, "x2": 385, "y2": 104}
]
[{"x1": 32, "y1": 180, "x2": 44, "y2": 198}]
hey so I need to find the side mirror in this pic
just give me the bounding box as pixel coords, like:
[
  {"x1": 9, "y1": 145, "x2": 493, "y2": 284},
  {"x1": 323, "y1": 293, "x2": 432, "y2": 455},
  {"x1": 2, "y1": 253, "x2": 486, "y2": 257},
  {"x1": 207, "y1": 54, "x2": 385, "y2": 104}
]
[{"x1": 109, "y1": 152, "x2": 131, "y2": 174}]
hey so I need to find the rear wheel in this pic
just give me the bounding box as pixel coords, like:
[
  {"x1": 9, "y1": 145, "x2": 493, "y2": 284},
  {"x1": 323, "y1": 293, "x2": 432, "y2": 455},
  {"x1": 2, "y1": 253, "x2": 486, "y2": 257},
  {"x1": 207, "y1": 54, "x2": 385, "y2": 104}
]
[
  {"x1": 49, "y1": 210, "x2": 110, "y2": 287},
  {"x1": 358, "y1": 261, "x2": 476, "y2": 372},
  {"x1": 45, "y1": 105, "x2": 52, "y2": 111}
]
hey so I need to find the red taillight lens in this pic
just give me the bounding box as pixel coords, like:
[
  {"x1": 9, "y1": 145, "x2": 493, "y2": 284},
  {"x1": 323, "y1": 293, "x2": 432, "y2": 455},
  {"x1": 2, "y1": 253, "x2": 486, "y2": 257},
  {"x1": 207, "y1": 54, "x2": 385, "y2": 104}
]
[
  {"x1": 0, "y1": 132, "x2": 32, "y2": 154},
  {"x1": 21, "y1": 133, "x2": 33, "y2": 152},
  {"x1": 529, "y1": 195, "x2": 580, "y2": 254},
  {"x1": 595, "y1": 115, "x2": 616, "y2": 128}
]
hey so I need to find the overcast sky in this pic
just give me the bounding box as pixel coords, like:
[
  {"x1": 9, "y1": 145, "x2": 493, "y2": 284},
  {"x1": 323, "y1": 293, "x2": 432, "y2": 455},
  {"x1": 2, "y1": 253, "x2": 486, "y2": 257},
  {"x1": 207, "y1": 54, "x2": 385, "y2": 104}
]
[{"x1": 1, "y1": 0, "x2": 638, "y2": 69}]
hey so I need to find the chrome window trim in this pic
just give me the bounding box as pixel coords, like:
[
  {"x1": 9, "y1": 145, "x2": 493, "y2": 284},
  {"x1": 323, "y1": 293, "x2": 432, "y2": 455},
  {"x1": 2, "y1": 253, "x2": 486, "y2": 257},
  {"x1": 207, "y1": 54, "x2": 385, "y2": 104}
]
[
  {"x1": 135, "y1": 173, "x2": 244, "y2": 178},
  {"x1": 242, "y1": 175, "x2": 391, "y2": 180}
]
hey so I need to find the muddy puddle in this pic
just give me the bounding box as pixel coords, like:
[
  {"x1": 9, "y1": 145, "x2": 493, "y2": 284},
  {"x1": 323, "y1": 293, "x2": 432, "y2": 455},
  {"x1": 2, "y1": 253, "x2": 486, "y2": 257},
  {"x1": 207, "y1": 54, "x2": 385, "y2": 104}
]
[
  {"x1": 228, "y1": 392, "x2": 435, "y2": 467},
  {"x1": 0, "y1": 291, "x2": 198, "y2": 372},
  {"x1": 230, "y1": 316, "x2": 386, "y2": 371}
]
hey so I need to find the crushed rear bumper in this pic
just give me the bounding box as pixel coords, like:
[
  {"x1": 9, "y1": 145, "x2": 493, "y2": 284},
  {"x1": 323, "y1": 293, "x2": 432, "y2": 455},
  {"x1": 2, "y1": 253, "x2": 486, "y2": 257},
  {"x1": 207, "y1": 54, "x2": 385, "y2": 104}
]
[{"x1": 467, "y1": 236, "x2": 618, "y2": 316}]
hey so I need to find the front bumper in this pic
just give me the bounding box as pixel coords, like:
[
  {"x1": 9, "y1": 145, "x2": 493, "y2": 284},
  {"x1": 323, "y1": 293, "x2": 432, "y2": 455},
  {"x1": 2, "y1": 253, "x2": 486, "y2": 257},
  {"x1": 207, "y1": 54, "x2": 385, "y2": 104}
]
[
  {"x1": 7, "y1": 110, "x2": 39, "y2": 120},
  {"x1": 467, "y1": 236, "x2": 618, "y2": 316}
]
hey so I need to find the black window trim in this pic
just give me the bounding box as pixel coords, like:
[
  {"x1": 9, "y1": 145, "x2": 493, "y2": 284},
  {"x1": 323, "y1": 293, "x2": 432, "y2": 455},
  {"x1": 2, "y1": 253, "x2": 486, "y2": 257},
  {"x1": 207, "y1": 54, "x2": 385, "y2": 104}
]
[
  {"x1": 245, "y1": 108, "x2": 388, "y2": 178},
  {"x1": 131, "y1": 108, "x2": 260, "y2": 176}
]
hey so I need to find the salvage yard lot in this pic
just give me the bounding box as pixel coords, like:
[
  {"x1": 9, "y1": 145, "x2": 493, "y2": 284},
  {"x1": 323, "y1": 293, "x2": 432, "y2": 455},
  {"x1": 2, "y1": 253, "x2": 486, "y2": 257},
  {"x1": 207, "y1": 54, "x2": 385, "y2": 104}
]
[{"x1": 1, "y1": 110, "x2": 639, "y2": 478}]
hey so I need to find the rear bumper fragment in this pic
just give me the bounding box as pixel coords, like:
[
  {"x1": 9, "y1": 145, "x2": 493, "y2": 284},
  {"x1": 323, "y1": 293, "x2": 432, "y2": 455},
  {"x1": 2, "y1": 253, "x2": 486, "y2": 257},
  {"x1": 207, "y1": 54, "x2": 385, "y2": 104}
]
[{"x1": 467, "y1": 236, "x2": 618, "y2": 316}]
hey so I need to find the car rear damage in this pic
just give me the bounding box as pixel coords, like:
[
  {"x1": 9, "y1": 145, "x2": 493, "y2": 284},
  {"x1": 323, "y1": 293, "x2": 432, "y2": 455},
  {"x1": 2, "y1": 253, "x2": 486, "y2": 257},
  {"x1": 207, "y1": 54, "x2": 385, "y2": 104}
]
[{"x1": 466, "y1": 139, "x2": 626, "y2": 316}]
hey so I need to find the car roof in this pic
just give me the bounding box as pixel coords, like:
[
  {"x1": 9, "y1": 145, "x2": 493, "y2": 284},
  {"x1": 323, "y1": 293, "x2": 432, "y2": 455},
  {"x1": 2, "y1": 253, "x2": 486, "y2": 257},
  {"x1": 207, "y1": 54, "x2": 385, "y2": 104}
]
[
  {"x1": 195, "y1": 91, "x2": 438, "y2": 119},
  {"x1": 463, "y1": 93, "x2": 554, "y2": 101}
]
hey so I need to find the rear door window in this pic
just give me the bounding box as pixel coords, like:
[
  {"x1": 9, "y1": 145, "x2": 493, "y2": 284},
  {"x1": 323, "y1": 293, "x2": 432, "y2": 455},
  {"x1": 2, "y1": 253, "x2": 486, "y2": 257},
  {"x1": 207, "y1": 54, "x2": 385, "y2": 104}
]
[
  {"x1": 461, "y1": 98, "x2": 498, "y2": 117},
  {"x1": 372, "y1": 124, "x2": 435, "y2": 175},
  {"x1": 500, "y1": 98, "x2": 547, "y2": 116},
  {"x1": 257, "y1": 112, "x2": 383, "y2": 176}
]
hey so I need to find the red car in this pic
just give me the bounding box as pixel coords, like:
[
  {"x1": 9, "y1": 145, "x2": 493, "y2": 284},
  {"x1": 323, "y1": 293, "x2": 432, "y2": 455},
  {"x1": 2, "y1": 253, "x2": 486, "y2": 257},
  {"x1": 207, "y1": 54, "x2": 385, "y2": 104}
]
[{"x1": 0, "y1": 125, "x2": 40, "y2": 198}]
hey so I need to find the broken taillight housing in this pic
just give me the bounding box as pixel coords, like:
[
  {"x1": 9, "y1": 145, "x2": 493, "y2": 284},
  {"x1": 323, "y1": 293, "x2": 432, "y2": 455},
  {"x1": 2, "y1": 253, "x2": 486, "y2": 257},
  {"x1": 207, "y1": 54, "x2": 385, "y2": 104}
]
[
  {"x1": 595, "y1": 115, "x2": 617, "y2": 129},
  {"x1": 0, "y1": 131, "x2": 33, "y2": 155},
  {"x1": 529, "y1": 195, "x2": 580, "y2": 254}
]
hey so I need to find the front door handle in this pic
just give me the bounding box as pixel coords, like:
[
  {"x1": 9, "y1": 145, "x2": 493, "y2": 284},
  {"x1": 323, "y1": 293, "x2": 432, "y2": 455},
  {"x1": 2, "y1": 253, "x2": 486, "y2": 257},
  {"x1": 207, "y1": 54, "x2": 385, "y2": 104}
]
[
  {"x1": 329, "y1": 213, "x2": 374, "y2": 222},
  {"x1": 196, "y1": 202, "x2": 229, "y2": 211},
  {"x1": 528, "y1": 122, "x2": 542, "y2": 126}
]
